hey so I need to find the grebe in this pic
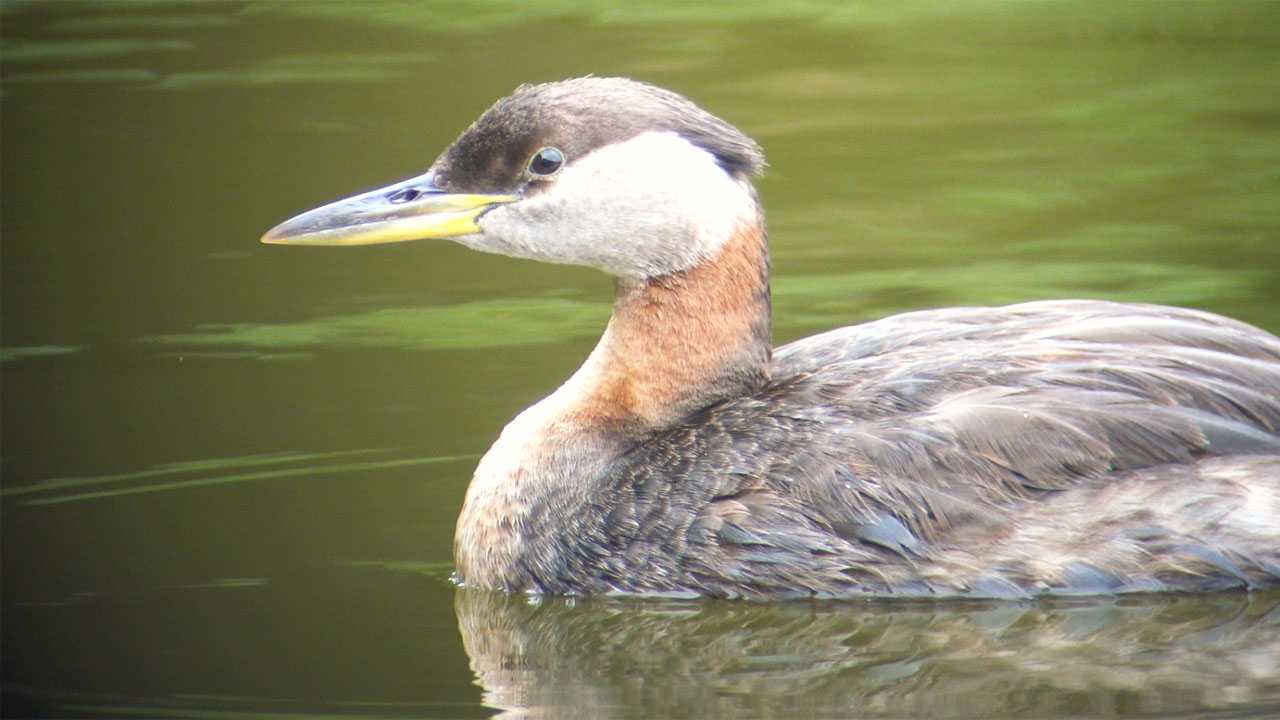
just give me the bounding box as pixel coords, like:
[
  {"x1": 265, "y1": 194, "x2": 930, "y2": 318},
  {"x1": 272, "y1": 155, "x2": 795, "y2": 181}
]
[{"x1": 264, "y1": 77, "x2": 1280, "y2": 599}]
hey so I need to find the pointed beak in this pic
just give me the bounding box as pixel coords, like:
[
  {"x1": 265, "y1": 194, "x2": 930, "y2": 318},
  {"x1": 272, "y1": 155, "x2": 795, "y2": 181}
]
[{"x1": 260, "y1": 172, "x2": 517, "y2": 246}]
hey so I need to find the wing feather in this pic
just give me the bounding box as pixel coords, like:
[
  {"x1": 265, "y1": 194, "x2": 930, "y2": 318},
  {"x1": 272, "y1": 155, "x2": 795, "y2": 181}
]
[{"x1": 592, "y1": 301, "x2": 1280, "y2": 597}]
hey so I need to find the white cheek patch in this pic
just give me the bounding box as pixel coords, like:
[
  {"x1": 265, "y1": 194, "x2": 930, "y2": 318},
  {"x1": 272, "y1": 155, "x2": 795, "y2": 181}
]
[{"x1": 471, "y1": 131, "x2": 756, "y2": 277}]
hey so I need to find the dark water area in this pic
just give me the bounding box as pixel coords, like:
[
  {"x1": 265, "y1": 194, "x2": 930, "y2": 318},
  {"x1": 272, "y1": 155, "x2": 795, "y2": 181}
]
[{"x1": 3, "y1": 2, "x2": 1280, "y2": 717}]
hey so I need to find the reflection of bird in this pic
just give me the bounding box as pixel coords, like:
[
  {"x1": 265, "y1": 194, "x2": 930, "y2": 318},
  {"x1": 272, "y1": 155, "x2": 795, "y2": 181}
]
[
  {"x1": 454, "y1": 589, "x2": 1280, "y2": 718},
  {"x1": 264, "y1": 77, "x2": 1280, "y2": 599}
]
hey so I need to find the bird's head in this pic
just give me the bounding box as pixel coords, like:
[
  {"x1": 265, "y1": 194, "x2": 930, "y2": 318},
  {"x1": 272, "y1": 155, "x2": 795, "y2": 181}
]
[{"x1": 262, "y1": 77, "x2": 765, "y2": 279}]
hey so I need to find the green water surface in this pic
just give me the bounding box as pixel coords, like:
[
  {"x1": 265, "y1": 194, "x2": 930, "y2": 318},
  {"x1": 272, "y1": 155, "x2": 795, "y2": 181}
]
[{"x1": 4, "y1": 2, "x2": 1280, "y2": 717}]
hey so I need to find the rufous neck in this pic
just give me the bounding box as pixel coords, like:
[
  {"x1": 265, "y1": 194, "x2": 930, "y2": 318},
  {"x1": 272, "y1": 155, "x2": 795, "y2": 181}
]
[{"x1": 560, "y1": 217, "x2": 772, "y2": 434}]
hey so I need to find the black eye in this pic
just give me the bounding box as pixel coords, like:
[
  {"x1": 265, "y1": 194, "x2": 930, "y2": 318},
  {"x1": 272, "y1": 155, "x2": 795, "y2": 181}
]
[
  {"x1": 528, "y1": 147, "x2": 564, "y2": 177},
  {"x1": 387, "y1": 187, "x2": 422, "y2": 204}
]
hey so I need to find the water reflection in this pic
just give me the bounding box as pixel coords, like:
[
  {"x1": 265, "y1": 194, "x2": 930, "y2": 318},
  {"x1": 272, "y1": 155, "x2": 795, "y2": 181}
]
[
  {"x1": 155, "y1": 52, "x2": 431, "y2": 89},
  {"x1": 2, "y1": 449, "x2": 475, "y2": 506},
  {"x1": 145, "y1": 296, "x2": 609, "y2": 352},
  {"x1": 456, "y1": 589, "x2": 1280, "y2": 719},
  {"x1": 0, "y1": 38, "x2": 192, "y2": 62}
]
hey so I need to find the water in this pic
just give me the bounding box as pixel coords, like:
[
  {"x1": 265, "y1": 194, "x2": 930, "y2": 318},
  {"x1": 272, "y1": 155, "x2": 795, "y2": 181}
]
[{"x1": 3, "y1": 2, "x2": 1280, "y2": 717}]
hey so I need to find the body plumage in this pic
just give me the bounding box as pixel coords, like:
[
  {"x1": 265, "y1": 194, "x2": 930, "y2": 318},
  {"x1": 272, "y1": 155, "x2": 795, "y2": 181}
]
[{"x1": 265, "y1": 77, "x2": 1280, "y2": 599}]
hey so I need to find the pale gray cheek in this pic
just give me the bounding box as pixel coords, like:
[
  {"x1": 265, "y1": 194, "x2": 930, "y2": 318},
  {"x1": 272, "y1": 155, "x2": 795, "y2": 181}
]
[
  {"x1": 469, "y1": 210, "x2": 538, "y2": 259},
  {"x1": 471, "y1": 185, "x2": 721, "y2": 277},
  {"x1": 471, "y1": 205, "x2": 597, "y2": 269},
  {"x1": 451, "y1": 233, "x2": 506, "y2": 257}
]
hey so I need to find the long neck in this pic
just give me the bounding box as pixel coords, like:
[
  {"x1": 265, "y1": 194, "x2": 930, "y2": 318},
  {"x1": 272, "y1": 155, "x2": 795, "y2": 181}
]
[
  {"x1": 454, "y1": 218, "x2": 771, "y2": 591},
  {"x1": 573, "y1": 219, "x2": 773, "y2": 432}
]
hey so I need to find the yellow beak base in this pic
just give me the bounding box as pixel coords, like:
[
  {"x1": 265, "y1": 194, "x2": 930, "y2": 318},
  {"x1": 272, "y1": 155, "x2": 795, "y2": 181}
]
[{"x1": 260, "y1": 173, "x2": 516, "y2": 246}]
